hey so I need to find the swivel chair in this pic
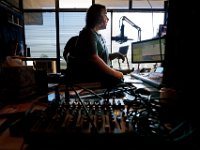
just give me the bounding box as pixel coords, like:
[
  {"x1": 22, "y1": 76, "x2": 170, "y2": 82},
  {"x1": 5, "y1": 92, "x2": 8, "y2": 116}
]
[{"x1": 118, "y1": 45, "x2": 130, "y2": 70}]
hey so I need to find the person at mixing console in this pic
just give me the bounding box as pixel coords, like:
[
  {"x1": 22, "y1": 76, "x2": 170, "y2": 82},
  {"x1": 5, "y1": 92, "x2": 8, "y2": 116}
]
[{"x1": 65, "y1": 4, "x2": 125, "y2": 87}]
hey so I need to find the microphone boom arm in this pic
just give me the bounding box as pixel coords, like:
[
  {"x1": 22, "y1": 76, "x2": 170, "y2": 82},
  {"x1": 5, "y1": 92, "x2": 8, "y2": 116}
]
[{"x1": 121, "y1": 16, "x2": 142, "y2": 41}]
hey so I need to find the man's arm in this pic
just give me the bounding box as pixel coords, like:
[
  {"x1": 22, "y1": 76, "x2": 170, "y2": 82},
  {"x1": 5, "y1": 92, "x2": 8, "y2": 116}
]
[{"x1": 89, "y1": 54, "x2": 123, "y2": 79}]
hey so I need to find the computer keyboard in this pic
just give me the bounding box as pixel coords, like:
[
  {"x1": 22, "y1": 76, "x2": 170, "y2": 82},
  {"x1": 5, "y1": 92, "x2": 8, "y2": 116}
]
[
  {"x1": 123, "y1": 75, "x2": 143, "y2": 84},
  {"x1": 130, "y1": 72, "x2": 162, "y2": 88}
]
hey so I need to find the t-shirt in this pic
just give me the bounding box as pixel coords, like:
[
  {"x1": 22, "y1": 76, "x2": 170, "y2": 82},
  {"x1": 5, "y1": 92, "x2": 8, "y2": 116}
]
[
  {"x1": 66, "y1": 27, "x2": 111, "y2": 84},
  {"x1": 70, "y1": 27, "x2": 110, "y2": 65},
  {"x1": 94, "y1": 31, "x2": 110, "y2": 66}
]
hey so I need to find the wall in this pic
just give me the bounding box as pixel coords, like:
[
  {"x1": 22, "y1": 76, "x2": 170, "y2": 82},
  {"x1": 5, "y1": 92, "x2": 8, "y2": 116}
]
[
  {"x1": 163, "y1": 0, "x2": 200, "y2": 121},
  {"x1": 0, "y1": 1, "x2": 24, "y2": 62}
]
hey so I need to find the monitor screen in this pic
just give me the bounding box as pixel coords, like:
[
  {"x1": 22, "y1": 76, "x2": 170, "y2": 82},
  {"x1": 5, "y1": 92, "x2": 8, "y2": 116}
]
[{"x1": 131, "y1": 37, "x2": 165, "y2": 63}]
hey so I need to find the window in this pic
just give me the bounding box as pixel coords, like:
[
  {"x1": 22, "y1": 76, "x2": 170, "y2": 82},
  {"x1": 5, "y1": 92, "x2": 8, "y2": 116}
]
[
  {"x1": 96, "y1": 0, "x2": 129, "y2": 9},
  {"x1": 23, "y1": 0, "x2": 55, "y2": 9},
  {"x1": 111, "y1": 12, "x2": 165, "y2": 70},
  {"x1": 59, "y1": 12, "x2": 86, "y2": 70},
  {"x1": 59, "y1": 0, "x2": 92, "y2": 8},
  {"x1": 24, "y1": 12, "x2": 56, "y2": 58},
  {"x1": 23, "y1": 0, "x2": 166, "y2": 72}
]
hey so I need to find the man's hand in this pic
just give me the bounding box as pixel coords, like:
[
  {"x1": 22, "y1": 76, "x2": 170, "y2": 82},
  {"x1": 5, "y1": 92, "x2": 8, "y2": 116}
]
[{"x1": 116, "y1": 52, "x2": 125, "y2": 62}]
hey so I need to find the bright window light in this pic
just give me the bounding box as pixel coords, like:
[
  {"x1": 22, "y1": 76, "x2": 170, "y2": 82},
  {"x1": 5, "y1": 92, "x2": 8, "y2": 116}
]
[{"x1": 59, "y1": 0, "x2": 92, "y2": 8}]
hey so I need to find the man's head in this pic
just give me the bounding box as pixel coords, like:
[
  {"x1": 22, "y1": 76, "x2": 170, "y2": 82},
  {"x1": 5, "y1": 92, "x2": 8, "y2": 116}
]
[{"x1": 86, "y1": 4, "x2": 109, "y2": 30}]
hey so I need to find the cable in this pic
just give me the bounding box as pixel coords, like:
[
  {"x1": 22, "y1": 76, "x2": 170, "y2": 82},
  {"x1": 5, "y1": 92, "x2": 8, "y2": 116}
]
[
  {"x1": 20, "y1": 140, "x2": 26, "y2": 150},
  {"x1": 73, "y1": 84, "x2": 104, "y2": 99},
  {"x1": 71, "y1": 85, "x2": 97, "y2": 133}
]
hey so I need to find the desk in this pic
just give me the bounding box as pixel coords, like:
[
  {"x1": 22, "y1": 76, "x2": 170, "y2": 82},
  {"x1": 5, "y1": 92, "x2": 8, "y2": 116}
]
[
  {"x1": 130, "y1": 72, "x2": 163, "y2": 88},
  {"x1": 0, "y1": 96, "x2": 48, "y2": 150},
  {"x1": 0, "y1": 79, "x2": 163, "y2": 150},
  {"x1": 18, "y1": 57, "x2": 57, "y2": 73},
  {"x1": 124, "y1": 74, "x2": 160, "y2": 99},
  {"x1": 0, "y1": 128, "x2": 25, "y2": 150}
]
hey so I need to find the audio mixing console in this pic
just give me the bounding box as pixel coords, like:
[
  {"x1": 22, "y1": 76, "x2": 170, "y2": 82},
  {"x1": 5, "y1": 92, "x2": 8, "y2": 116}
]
[{"x1": 23, "y1": 85, "x2": 165, "y2": 149}]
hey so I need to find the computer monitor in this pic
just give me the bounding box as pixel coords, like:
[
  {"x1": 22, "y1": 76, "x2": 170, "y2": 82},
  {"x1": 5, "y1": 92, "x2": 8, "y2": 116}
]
[{"x1": 131, "y1": 36, "x2": 165, "y2": 63}]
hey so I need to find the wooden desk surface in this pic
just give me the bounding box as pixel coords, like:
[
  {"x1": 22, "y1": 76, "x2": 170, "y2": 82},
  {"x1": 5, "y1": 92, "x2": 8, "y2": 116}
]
[
  {"x1": 0, "y1": 96, "x2": 48, "y2": 150},
  {"x1": 0, "y1": 79, "x2": 160, "y2": 150},
  {"x1": 0, "y1": 128, "x2": 25, "y2": 150}
]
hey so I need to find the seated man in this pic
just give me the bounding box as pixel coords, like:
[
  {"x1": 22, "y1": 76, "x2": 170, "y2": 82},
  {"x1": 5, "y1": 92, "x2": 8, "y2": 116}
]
[{"x1": 64, "y1": 4, "x2": 125, "y2": 87}]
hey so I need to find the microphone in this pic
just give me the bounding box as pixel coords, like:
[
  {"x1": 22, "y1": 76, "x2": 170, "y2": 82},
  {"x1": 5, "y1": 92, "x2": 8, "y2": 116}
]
[{"x1": 112, "y1": 23, "x2": 132, "y2": 44}]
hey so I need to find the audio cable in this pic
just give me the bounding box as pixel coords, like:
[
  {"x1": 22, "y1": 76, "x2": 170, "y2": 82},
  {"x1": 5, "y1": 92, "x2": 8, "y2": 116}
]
[{"x1": 71, "y1": 86, "x2": 97, "y2": 133}]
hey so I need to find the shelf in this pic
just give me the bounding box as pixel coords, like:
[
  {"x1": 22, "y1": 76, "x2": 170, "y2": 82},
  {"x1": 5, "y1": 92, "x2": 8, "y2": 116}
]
[
  {"x1": 1, "y1": 1, "x2": 23, "y2": 27},
  {"x1": 8, "y1": 20, "x2": 23, "y2": 28}
]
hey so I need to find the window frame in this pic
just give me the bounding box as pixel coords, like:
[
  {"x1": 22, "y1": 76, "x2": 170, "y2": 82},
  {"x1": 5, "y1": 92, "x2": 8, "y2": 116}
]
[{"x1": 22, "y1": 0, "x2": 166, "y2": 72}]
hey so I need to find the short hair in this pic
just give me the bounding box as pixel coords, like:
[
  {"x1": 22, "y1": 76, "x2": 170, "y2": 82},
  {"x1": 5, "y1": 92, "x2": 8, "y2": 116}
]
[{"x1": 86, "y1": 4, "x2": 106, "y2": 28}]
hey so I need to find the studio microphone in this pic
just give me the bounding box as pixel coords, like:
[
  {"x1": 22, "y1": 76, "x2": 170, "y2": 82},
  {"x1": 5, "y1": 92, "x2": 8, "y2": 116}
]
[{"x1": 112, "y1": 23, "x2": 132, "y2": 44}]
